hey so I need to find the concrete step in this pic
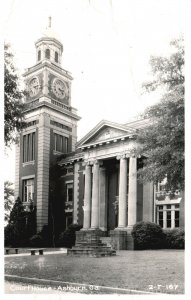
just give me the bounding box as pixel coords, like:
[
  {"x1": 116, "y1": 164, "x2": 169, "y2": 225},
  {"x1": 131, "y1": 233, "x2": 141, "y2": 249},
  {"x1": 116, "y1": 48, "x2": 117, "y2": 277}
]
[
  {"x1": 67, "y1": 249, "x2": 116, "y2": 257},
  {"x1": 100, "y1": 237, "x2": 112, "y2": 247},
  {"x1": 72, "y1": 246, "x2": 113, "y2": 251},
  {"x1": 76, "y1": 241, "x2": 107, "y2": 247}
]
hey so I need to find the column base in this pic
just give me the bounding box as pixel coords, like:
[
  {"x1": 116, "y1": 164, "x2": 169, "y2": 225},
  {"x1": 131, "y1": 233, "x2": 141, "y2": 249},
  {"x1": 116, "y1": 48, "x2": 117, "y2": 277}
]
[
  {"x1": 110, "y1": 227, "x2": 135, "y2": 250},
  {"x1": 126, "y1": 228, "x2": 134, "y2": 250},
  {"x1": 68, "y1": 229, "x2": 116, "y2": 257},
  {"x1": 114, "y1": 226, "x2": 127, "y2": 231},
  {"x1": 110, "y1": 230, "x2": 127, "y2": 250},
  {"x1": 77, "y1": 229, "x2": 104, "y2": 243}
]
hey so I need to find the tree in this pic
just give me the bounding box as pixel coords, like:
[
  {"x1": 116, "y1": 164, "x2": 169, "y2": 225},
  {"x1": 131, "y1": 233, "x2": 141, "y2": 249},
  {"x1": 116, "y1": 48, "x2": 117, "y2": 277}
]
[
  {"x1": 4, "y1": 181, "x2": 14, "y2": 222},
  {"x1": 4, "y1": 43, "x2": 26, "y2": 147},
  {"x1": 4, "y1": 197, "x2": 28, "y2": 246},
  {"x1": 136, "y1": 36, "x2": 184, "y2": 190}
]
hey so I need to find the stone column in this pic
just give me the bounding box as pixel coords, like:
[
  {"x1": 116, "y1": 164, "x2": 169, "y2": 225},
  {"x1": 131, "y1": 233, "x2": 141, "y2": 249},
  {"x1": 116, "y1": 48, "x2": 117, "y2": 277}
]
[
  {"x1": 127, "y1": 157, "x2": 137, "y2": 227},
  {"x1": 118, "y1": 156, "x2": 128, "y2": 228},
  {"x1": 83, "y1": 164, "x2": 92, "y2": 229},
  {"x1": 91, "y1": 161, "x2": 100, "y2": 229},
  {"x1": 99, "y1": 167, "x2": 107, "y2": 231}
]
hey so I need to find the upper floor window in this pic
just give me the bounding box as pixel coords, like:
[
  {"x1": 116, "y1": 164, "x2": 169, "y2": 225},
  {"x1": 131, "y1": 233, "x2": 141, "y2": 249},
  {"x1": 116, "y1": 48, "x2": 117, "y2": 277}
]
[
  {"x1": 66, "y1": 183, "x2": 73, "y2": 202},
  {"x1": 38, "y1": 50, "x2": 41, "y2": 61},
  {"x1": 22, "y1": 178, "x2": 34, "y2": 202},
  {"x1": 55, "y1": 51, "x2": 58, "y2": 63},
  {"x1": 45, "y1": 48, "x2": 50, "y2": 59},
  {"x1": 157, "y1": 204, "x2": 180, "y2": 229},
  {"x1": 23, "y1": 132, "x2": 35, "y2": 163},
  {"x1": 54, "y1": 133, "x2": 68, "y2": 153}
]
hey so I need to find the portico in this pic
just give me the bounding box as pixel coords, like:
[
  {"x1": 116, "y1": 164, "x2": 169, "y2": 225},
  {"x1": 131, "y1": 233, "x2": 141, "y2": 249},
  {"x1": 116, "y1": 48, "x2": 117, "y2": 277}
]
[
  {"x1": 82, "y1": 155, "x2": 137, "y2": 231},
  {"x1": 60, "y1": 119, "x2": 154, "y2": 250}
]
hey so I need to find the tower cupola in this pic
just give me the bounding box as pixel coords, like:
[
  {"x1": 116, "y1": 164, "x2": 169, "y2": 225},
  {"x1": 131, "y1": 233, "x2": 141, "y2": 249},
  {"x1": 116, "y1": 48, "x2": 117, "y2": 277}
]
[{"x1": 35, "y1": 17, "x2": 63, "y2": 65}]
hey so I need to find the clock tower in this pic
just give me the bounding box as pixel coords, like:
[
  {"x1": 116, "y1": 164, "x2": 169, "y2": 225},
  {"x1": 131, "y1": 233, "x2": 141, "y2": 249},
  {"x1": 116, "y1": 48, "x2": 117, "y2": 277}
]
[{"x1": 15, "y1": 18, "x2": 80, "y2": 232}]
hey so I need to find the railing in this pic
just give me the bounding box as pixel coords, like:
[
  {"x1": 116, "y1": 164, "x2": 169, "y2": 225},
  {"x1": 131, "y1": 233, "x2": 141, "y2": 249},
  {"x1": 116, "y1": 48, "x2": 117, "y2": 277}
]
[
  {"x1": 155, "y1": 190, "x2": 180, "y2": 201},
  {"x1": 65, "y1": 201, "x2": 73, "y2": 212},
  {"x1": 25, "y1": 99, "x2": 40, "y2": 110},
  {"x1": 51, "y1": 99, "x2": 71, "y2": 111}
]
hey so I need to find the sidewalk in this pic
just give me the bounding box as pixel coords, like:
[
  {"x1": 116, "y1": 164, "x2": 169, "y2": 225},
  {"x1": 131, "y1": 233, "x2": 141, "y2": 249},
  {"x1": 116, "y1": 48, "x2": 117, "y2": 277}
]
[{"x1": 4, "y1": 249, "x2": 67, "y2": 257}]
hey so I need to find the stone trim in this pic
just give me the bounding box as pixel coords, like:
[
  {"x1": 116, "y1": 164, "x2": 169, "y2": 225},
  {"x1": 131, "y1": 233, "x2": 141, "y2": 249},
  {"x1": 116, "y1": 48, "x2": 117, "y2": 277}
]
[
  {"x1": 14, "y1": 141, "x2": 20, "y2": 200},
  {"x1": 73, "y1": 163, "x2": 80, "y2": 224},
  {"x1": 21, "y1": 175, "x2": 35, "y2": 180},
  {"x1": 53, "y1": 129, "x2": 69, "y2": 137},
  {"x1": 36, "y1": 115, "x2": 50, "y2": 232}
]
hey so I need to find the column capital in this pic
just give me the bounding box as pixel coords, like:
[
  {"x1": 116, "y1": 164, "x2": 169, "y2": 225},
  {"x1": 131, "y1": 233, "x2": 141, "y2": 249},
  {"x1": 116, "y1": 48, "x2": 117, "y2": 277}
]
[
  {"x1": 116, "y1": 151, "x2": 130, "y2": 160},
  {"x1": 83, "y1": 159, "x2": 103, "y2": 166},
  {"x1": 82, "y1": 160, "x2": 92, "y2": 167},
  {"x1": 116, "y1": 149, "x2": 141, "y2": 160},
  {"x1": 99, "y1": 166, "x2": 106, "y2": 172},
  {"x1": 91, "y1": 159, "x2": 103, "y2": 166}
]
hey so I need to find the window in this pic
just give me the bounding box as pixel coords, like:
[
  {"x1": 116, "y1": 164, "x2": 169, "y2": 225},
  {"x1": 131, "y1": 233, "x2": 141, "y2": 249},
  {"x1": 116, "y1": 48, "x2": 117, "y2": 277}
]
[
  {"x1": 45, "y1": 48, "x2": 50, "y2": 59},
  {"x1": 175, "y1": 211, "x2": 180, "y2": 227},
  {"x1": 167, "y1": 211, "x2": 171, "y2": 228},
  {"x1": 38, "y1": 50, "x2": 41, "y2": 61},
  {"x1": 158, "y1": 211, "x2": 163, "y2": 227},
  {"x1": 66, "y1": 183, "x2": 73, "y2": 202},
  {"x1": 23, "y1": 132, "x2": 35, "y2": 162},
  {"x1": 50, "y1": 120, "x2": 72, "y2": 132},
  {"x1": 54, "y1": 133, "x2": 69, "y2": 153},
  {"x1": 66, "y1": 215, "x2": 73, "y2": 229},
  {"x1": 22, "y1": 179, "x2": 34, "y2": 202},
  {"x1": 156, "y1": 204, "x2": 180, "y2": 229},
  {"x1": 55, "y1": 51, "x2": 58, "y2": 62}
]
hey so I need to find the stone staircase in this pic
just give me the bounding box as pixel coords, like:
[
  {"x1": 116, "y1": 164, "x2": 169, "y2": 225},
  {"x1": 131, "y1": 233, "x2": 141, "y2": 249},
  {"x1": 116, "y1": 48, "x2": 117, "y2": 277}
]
[
  {"x1": 100, "y1": 237, "x2": 112, "y2": 247},
  {"x1": 67, "y1": 230, "x2": 116, "y2": 257}
]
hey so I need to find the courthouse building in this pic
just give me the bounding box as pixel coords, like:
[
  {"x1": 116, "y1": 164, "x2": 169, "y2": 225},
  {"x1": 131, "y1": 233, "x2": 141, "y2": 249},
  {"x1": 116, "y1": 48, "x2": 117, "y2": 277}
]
[{"x1": 14, "y1": 20, "x2": 184, "y2": 249}]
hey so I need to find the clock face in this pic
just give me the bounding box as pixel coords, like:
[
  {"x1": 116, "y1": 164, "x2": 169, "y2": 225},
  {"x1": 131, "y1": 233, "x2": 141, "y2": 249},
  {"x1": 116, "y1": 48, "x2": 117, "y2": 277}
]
[
  {"x1": 29, "y1": 77, "x2": 40, "y2": 97},
  {"x1": 52, "y1": 78, "x2": 68, "y2": 99}
]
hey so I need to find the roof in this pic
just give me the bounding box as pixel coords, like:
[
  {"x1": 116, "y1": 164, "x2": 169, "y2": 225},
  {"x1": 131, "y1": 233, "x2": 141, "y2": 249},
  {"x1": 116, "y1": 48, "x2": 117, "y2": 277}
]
[{"x1": 77, "y1": 119, "x2": 137, "y2": 148}]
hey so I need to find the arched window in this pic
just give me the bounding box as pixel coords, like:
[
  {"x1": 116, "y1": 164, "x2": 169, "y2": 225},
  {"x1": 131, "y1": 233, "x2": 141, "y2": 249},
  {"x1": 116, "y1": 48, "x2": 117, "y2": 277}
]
[
  {"x1": 38, "y1": 50, "x2": 41, "y2": 61},
  {"x1": 55, "y1": 51, "x2": 58, "y2": 63},
  {"x1": 45, "y1": 49, "x2": 50, "y2": 59}
]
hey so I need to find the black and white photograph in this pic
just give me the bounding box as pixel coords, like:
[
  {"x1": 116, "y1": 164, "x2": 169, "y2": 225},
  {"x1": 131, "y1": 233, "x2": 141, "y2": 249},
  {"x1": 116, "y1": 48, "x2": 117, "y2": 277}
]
[{"x1": 2, "y1": 0, "x2": 189, "y2": 298}]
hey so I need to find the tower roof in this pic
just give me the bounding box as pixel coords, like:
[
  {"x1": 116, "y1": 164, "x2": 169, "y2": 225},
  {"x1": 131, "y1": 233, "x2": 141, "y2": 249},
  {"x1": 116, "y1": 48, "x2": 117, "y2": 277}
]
[
  {"x1": 35, "y1": 17, "x2": 63, "y2": 50},
  {"x1": 42, "y1": 16, "x2": 60, "y2": 40}
]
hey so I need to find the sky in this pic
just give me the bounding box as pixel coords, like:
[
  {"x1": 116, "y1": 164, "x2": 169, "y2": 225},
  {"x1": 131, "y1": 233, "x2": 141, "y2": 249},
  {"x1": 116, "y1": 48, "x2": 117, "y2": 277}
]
[{"x1": 2, "y1": 0, "x2": 187, "y2": 183}]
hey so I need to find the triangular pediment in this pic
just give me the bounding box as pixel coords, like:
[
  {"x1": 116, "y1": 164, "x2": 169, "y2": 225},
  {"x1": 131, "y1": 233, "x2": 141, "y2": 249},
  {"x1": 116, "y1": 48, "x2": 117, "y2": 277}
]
[
  {"x1": 87, "y1": 126, "x2": 128, "y2": 143},
  {"x1": 77, "y1": 120, "x2": 136, "y2": 148}
]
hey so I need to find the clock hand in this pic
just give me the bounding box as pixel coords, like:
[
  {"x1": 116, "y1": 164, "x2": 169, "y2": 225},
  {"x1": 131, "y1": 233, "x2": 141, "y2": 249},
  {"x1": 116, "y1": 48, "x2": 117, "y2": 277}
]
[{"x1": 58, "y1": 87, "x2": 65, "y2": 91}]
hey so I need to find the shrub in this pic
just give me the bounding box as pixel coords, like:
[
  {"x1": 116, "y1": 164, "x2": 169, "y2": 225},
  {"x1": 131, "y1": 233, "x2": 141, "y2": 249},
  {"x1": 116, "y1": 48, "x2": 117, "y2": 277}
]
[
  {"x1": 39, "y1": 225, "x2": 54, "y2": 246},
  {"x1": 29, "y1": 234, "x2": 43, "y2": 247},
  {"x1": 131, "y1": 221, "x2": 166, "y2": 250},
  {"x1": 4, "y1": 224, "x2": 14, "y2": 247},
  {"x1": 4, "y1": 223, "x2": 29, "y2": 247},
  {"x1": 58, "y1": 224, "x2": 82, "y2": 248},
  {"x1": 163, "y1": 228, "x2": 184, "y2": 249}
]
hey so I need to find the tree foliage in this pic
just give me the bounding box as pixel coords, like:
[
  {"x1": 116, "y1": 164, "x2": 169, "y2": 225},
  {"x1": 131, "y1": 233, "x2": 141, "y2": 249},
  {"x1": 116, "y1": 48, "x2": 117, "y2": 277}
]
[
  {"x1": 4, "y1": 43, "x2": 26, "y2": 147},
  {"x1": 4, "y1": 181, "x2": 14, "y2": 222},
  {"x1": 136, "y1": 36, "x2": 184, "y2": 190},
  {"x1": 4, "y1": 196, "x2": 36, "y2": 247}
]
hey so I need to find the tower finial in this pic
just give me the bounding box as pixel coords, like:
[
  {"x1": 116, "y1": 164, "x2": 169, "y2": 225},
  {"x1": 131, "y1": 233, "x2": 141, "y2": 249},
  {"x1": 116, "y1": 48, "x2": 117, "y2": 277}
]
[{"x1": 48, "y1": 16, "x2": 51, "y2": 28}]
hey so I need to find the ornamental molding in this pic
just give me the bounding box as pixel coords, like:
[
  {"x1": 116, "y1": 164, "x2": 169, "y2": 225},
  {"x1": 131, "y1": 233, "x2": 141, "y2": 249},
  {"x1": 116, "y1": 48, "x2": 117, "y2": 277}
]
[
  {"x1": 77, "y1": 119, "x2": 137, "y2": 148},
  {"x1": 116, "y1": 149, "x2": 140, "y2": 160},
  {"x1": 83, "y1": 159, "x2": 103, "y2": 166}
]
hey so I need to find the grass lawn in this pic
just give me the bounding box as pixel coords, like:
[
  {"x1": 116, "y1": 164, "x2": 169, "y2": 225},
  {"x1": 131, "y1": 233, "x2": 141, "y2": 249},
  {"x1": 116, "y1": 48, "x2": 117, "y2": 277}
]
[{"x1": 5, "y1": 250, "x2": 184, "y2": 294}]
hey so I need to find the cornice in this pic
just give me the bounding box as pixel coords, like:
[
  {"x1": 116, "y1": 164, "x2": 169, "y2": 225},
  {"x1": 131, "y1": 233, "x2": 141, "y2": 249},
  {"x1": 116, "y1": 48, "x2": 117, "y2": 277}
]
[
  {"x1": 77, "y1": 133, "x2": 136, "y2": 150},
  {"x1": 77, "y1": 119, "x2": 137, "y2": 148},
  {"x1": 23, "y1": 61, "x2": 73, "y2": 80},
  {"x1": 24, "y1": 100, "x2": 81, "y2": 121}
]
